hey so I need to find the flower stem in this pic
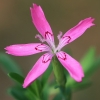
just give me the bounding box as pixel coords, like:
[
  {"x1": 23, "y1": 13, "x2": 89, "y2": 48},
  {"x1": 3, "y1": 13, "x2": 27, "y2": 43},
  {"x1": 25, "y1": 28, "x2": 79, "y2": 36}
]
[
  {"x1": 52, "y1": 56, "x2": 68, "y2": 99},
  {"x1": 52, "y1": 56, "x2": 66, "y2": 87}
]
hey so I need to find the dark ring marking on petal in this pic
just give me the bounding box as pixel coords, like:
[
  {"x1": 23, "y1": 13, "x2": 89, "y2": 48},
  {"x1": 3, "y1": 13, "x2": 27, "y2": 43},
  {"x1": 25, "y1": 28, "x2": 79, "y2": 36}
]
[
  {"x1": 45, "y1": 31, "x2": 53, "y2": 39},
  {"x1": 62, "y1": 36, "x2": 71, "y2": 43},
  {"x1": 35, "y1": 43, "x2": 44, "y2": 51},
  {"x1": 58, "y1": 52, "x2": 67, "y2": 60},
  {"x1": 42, "y1": 54, "x2": 51, "y2": 63}
]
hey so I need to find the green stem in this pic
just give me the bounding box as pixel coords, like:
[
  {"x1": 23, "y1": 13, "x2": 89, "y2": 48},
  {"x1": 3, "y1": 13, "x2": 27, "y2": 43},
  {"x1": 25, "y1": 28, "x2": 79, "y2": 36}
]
[
  {"x1": 52, "y1": 56, "x2": 69, "y2": 100},
  {"x1": 52, "y1": 56, "x2": 66, "y2": 87}
]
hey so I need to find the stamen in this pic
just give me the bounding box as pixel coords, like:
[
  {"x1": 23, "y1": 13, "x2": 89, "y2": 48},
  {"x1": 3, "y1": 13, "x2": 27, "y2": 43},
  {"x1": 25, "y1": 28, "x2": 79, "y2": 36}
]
[
  {"x1": 35, "y1": 33, "x2": 56, "y2": 54},
  {"x1": 57, "y1": 35, "x2": 71, "y2": 51},
  {"x1": 57, "y1": 31, "x2": 63, "y2": 40},
  {"x1": 35, "y1": 34, "x2": 45, "y2": 42}
]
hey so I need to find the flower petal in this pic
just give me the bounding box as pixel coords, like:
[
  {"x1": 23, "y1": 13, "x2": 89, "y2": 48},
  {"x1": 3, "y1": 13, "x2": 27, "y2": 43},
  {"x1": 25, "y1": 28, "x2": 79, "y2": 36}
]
[
  {"x1": 23, "y1": 53, "x2": 53, "y2": 88},
  {"x1": 30, "y1": 4, "x2": 53, "y2": 38},
  {"x1": 57, "y1": 17, "x2": 95, "y2": 50},
  {"x1": 5, "y1": 43, "x2": 50, "y2": 56},
  {"x1": 56, "y1": 51, "x2": 84, "y2": 82}
]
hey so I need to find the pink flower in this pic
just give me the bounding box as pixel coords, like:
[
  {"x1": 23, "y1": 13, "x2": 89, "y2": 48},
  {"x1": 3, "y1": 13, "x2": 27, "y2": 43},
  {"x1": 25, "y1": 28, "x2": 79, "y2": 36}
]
[{"x1": 5, "y1": 4, "x2": 95, "y2": 88}]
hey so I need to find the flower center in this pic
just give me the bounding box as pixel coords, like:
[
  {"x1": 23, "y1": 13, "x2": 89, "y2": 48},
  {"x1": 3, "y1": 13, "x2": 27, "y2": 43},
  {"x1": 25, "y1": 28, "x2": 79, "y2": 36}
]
[{"x1": 35, "y1": 31, "x2": 71, "y2": 55}]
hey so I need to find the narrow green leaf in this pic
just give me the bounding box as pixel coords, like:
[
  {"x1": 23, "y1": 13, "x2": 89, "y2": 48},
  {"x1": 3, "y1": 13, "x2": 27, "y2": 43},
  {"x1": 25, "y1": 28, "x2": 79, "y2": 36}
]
[
  {"x1": 41, "y1": 84, "x2": 49, "y2": 100},
  {"x1": 68, "y1": 56, "x2": 100, "y2": 91},
  {"x1": 66, "y1": 47, "x2": 96, "y2": 86},
  {"x1": 41, "y1": 64, "x2": 52, "y2": 87},
  {"x1": 85, "y1": 57, "x2": 100, "y2": 77},
  {"x1": 7, "y1": 86, "x2": 28, "y2": 100},
  {"x1": 80, "y1": 47, "x2": 96, "y2": 72},
  {"x1": 65, "y1": 88, "x2": 72, "y2": 100},
  {"x1": 72, "y1": 81, "x2": 92, "y2": 91},
  {"x1": 25, "y1": 90, "x2": 37, "y2": 100},
  {"x1": 30, "y1": 80, "x2": 41, "y2": 97},
  {"x1": 8, "y1": 73, "x2": 41, "y2": 100},
  {"x1": 25, "y1": 87, "x2": 41, "y2": 100},
  {"x1": 53, "y1": 94, "x2": 62, "y2": 100},
  {"x1": 8, "y1": 72, "x2": 24, "y2": 84},
  {"x1": 0, "y1": 53, "x2": 22, "y2": 75}
]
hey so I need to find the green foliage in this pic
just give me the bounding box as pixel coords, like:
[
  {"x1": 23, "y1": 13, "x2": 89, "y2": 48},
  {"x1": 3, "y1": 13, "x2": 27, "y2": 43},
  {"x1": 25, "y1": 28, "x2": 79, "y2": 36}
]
[
  {"x1": 1, "y1": 46, "x2": 100, "y2": 100},
  {"x1": 8, "y1": 86, "x2": 28, "y2": 100},
  {"x1": 66, "y1": 47, "x2": 100, "y2": 94},
  {"x1": 72, "y1": 80, "x2": 92, "y2": 91},
  {"x1": 30, "y1": 80, "x2": 41, "y2": 98},
  {"x1": 53, "y1": 93, "x2": 62, "y2": 100},
  {"x1": 0, "y1": 53, "x2": 22, "y2": 75},
  {"x1": 8, "y1": 72, "x2": 24, "y2": 84},
  {"x1": 41, "y1": 64, "x2": 53, "y2": 88},
  {"x1": 80, "y1": 47, "x2": 96, "y2": 73},
  {"x1": 85, "y1": 57, "x2": 100, "y2": 77}
]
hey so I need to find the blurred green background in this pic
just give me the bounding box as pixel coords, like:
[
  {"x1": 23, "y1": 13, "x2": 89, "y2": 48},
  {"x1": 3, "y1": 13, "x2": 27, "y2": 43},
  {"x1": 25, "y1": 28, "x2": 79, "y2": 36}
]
[{"x1": 0, "y1": 0, "x2": 100, "y2": 100}]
